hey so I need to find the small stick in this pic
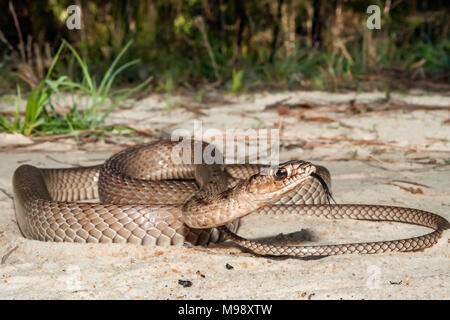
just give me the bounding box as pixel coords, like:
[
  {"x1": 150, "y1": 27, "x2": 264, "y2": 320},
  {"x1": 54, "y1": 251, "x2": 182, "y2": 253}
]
[
  {"x1": 195, "y1": 16, "x2": 220, "y2": 81},
  {"x1": 1, "y1": 246, "x2": 19, "y2": 264},
  {"x1": 0, "y1": 187, "x2": 13, "y2": 200},
  {"x1": 9, "y1": 1, "x2": 26, "y2": 62}
]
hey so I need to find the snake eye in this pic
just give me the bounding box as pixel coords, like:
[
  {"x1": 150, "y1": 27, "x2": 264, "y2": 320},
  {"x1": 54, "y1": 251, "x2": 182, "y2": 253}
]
[{"x1": 274, "y1": 168, "x2": 287, "y2": 179}]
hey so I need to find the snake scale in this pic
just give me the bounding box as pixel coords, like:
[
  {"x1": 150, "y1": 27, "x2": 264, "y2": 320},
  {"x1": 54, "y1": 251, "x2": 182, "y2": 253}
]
[{"x1": 12, "y1": 140, "x2": 449, "y2": 257}]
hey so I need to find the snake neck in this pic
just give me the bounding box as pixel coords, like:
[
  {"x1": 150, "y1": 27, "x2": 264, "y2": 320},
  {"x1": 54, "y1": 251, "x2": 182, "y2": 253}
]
[{"x1": 182, "y1": 179, "x2": 261, "y2": 229}]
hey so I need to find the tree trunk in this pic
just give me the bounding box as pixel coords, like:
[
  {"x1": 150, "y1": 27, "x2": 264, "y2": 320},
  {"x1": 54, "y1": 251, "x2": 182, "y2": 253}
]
[
  {"x1": 269, "y1": 0, "x2": 284, "y2": 63},
  {"x1": 311, "y1": 0, "x2": 322, "y2": 46}
]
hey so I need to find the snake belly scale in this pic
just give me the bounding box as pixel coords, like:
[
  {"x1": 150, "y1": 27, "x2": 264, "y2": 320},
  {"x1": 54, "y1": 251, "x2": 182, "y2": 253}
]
[{"x1": 12, "y1": 140, "x2": 449, "y2": 257}]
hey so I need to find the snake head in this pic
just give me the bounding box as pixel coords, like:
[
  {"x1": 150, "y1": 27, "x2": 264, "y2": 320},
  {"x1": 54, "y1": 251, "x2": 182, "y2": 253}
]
[
  {"x1": 183, "y1": 160, "x2": 317, "y2": 229},
  {"x1": 246, "y1": 160, "x2": 316, "y2": 203}
]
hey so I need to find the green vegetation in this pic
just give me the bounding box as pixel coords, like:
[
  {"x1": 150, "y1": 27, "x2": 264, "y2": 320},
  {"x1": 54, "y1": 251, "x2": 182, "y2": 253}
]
[
  {"x1": 0, "y1": 40, "x2": 151, "y2": 136},
  {"x1": 0, "y1": 1, "x2": 448, "y2": 136},
  {"x1": 231, "y1": 69, "x2": 244, "y2": 93},
  {"x1": 0, "y1": 43, "x2": 64, "y2": 136},
  {"x1": 1, "y1": 1, "x2": 448, "y2": 94}
]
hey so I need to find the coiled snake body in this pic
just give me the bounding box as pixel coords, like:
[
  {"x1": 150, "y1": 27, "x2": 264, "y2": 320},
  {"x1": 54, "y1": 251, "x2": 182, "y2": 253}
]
[{"x1": 12, "y1": 140, "x2": 449, "y2": 257}]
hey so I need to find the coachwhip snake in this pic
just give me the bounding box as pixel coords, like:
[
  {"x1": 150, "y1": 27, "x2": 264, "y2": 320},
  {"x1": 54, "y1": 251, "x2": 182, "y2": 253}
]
[{"x1": 12, "y1": 140, "x2": 449, "y2": 257}]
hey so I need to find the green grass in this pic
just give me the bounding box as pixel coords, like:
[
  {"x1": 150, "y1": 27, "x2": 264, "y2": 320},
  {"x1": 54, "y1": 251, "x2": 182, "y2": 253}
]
[
  {"x1": 0, "y1": 40, "x2": 151, "y2": 136},
  {"x1": 230, "y1": 69, "x2": 244, "y2": 93},
  {"x1": 0, "y1": 43, "x2": 64, "y2": 135},
  {"x1": 2, "y1": 1, "x2": 449, "y2": 96}
]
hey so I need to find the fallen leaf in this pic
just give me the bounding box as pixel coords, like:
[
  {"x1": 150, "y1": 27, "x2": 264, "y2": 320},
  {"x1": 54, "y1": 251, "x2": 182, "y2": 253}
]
[{"x1": 277, "y1": 105, "x2": 291, "y2": 115}]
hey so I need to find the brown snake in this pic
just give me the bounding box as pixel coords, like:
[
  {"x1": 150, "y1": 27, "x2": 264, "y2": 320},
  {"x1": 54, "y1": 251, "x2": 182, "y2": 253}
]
[{"x1": 12, "y1": 140, "x2": 449, "y2": 257}]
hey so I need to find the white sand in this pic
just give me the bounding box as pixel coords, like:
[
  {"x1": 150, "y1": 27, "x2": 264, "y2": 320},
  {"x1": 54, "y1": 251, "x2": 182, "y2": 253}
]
[{"x1": 0, "y1": 90, "x2": 448, "y2": 299}]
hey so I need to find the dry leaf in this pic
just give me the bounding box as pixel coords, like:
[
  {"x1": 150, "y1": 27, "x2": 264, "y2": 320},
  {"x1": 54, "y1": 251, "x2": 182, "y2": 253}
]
[
  {"x1": 396, "y1": 185, "x2": 424, "y2": 194},
  {"x1": 276, "y1": 105, "x2": 291, "y2": 115}
]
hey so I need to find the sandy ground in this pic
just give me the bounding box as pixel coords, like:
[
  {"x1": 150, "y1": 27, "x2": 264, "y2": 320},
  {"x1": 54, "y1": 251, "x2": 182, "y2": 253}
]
[{"x1": 0, "y1": 90, "x2": 449, "y2": 299}]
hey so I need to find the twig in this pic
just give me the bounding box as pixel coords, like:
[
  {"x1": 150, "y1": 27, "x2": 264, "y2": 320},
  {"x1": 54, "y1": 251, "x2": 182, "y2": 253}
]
[
  {"x1": 316, "y1": 136, "x2": 450, "y2": 153},
  {"x1": 264, "y1": 97, "x2": 292, "y2": 110},
  {"x1": 195, "y1": 16, "x2": 220, "y2": 81},
  {"x1": 0, "y1": 29, "x2": 15, "y2": 51},
  {"x1": 178, "y1": 104, "x2": 208, "y2": 117},
  {"x1": 45, "y1": 155, "x2": 81, "y2": 167},
  {"x1": 8, "y1": 1, "x2": 25, "y2": 62},
  {"x1": 0, "y1": 187, "x2": 13, "y2": 200},
  {"x1": 390, "y1": 180, "x2": 431, "y2": 188},
  {"x1": 34, "y1": 43, "x2": 44, "y2": 79},
  {"x1": 1, "y1": 246, "x2": 19, "y2": 264}
]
